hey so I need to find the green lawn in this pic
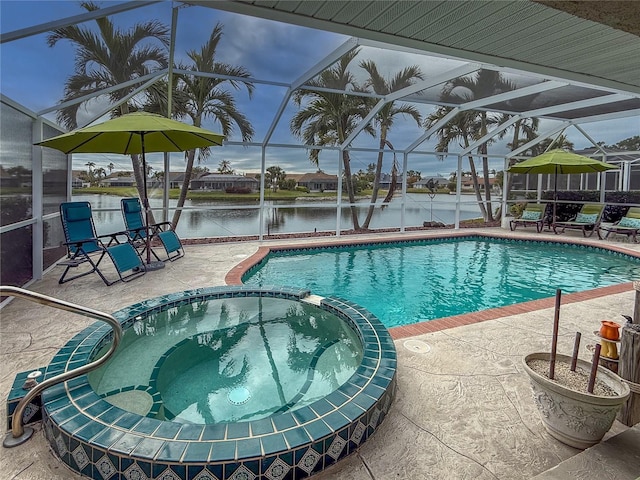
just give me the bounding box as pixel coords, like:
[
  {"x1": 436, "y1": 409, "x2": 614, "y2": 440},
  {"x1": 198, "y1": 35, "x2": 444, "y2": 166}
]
[{"x1": 74, "y1": 186, "x2": 448, "y2": 200}]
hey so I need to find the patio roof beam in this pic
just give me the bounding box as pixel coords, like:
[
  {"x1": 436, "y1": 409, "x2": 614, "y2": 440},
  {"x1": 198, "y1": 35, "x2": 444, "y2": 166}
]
[
  {"x1": 572, "y1": 125, "x2": 608, "y2": 156},
  {"x1": 405, "y1": 107, "x2": 461, "y2": 153},
  {"x1": 509, "y1": 122, "x2": 571, "y2": 157},
  {"x1": 522, "y1": 93, "x2": 633, "y2": 118},
  {"x1": 456, "y1": 80, "x2": 568, "y2": 111},
  {"x1": 341, "y1": 63, "x2": 479, "y2": 148},
  {"x1": 171, "y1": 69, "x2": 289, "y2": 88},
  {"x1": 568, "y1": 108, "x2": 640, "y2": 124},
  {"x1": 37, "y1": 71, "x2": 168, "y2": 116},
  {"x1": 262, "y1": 37, "x2": 360, "y2": 146},
  {"x1": 298, "y1": 85, "x2": 384, "y2": 99},
  {"x1": 459, "y1": 116, "x2": 522, "y2": 156},
  {"x1": 80, "y1": 74, "x2": 167, "y2": 127},
  {"x1": 385, "y1": 63, "x2": 480, "y2": 104},
  {"x1": 404, "y1": 83, "x2": 570, "y2": 153},
  {"x1": 1, "y1": 1, "x2": 158, "y2": 44}
]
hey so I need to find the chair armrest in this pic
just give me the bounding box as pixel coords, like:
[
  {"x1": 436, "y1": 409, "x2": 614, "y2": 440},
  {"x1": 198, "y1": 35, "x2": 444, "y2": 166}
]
[
  {"x1": 64, "y1": 237, "x2": 101, "y2": 247},
  {"x1": 150, "y1": 221, "x2": 175, "y2": 232},
  {"x1": 97, "y1": 231, "x2": 131, "y2": 246}
]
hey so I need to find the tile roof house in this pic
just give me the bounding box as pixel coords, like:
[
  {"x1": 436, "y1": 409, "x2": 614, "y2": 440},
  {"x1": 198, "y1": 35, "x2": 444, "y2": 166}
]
[
  {"x1": 190, "y1": 173, "x2": 260, "y2": 192},
  {"x1": 296, "y1": 172, "x2": 338, "y2": 192}
]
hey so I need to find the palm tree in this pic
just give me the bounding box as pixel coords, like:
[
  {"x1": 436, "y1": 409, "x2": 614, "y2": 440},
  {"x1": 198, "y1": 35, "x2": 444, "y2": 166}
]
[
  {"x1": 427, "y1": 69, "x2": 515, "y2": 221},
  {"x1": 47, "y1": 1, "x2": 169, "y2": 202},
  {"x1": 107, "y1": 162, "x2": 115, "y2": 174},
  {"x1": 530, "y1": 134, "x2": 574, "y2": 156},
  {"x1": 495, "y1": 116, "x2": 540, "y2": 219},
  {"x1": 85, "y1": 161, "x2": 95, "y2": 184},
  {"x1": 359, "y1": 61, "x2": 423, "y2": 229},
  {"x1": 427, "y1": 107, "x2": 490, "y2": 219},
  {"x1": 94, "y1": 167, "x2": 106, "y2": 183},
  {"x1": 217, "y1": 159, "x2": 234, "y2": 174},
  {"x1": 170, "y1": 23, "x2": 254, "y2": 228},
  {"x1": 291, "y1": 49, "x2": 374, "y2": 230}
]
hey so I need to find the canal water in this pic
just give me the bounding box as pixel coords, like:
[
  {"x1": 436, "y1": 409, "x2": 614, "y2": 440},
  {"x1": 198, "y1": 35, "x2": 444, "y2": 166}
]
[{"x1": 72, "y1": 193, "x2": 484, "y2": 238}]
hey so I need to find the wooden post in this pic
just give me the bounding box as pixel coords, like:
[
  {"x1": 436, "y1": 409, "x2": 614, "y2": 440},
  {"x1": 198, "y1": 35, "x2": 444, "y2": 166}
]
[
  {"x1": 549, "y1": 289, "x2": 561, "y2": 380},
  {"x1": 571, "y1": 332, "x2": 581, "y2": 371},
  {"x1": 617, "y1": 281, "x2": 640, "y2": 426}
]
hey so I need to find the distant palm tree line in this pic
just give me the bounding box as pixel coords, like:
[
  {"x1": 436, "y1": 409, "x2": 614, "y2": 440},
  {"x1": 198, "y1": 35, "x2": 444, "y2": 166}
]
[{"x1": 50, "y1": 1, "x2": 588, "y2": 229}]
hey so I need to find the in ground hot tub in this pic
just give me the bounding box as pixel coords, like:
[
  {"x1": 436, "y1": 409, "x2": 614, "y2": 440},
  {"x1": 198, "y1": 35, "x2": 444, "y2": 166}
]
[{"x1": 40, "y1": 286, "x2": 397, "y2": 479}]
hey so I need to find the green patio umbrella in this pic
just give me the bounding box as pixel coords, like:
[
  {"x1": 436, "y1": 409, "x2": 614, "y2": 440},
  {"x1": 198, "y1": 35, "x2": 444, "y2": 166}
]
[
  {"x1": 36, "y1": 112, "x2": 225, "y2": 266},
  {"x1": 508, "y1": 149, "x2": 618, "y2": 224}
]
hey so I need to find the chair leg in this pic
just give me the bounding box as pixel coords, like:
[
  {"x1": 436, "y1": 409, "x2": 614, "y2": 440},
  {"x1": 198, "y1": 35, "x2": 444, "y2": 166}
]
[{"x1": 58, "y1": 250, "x2": 108, "y2": 284}]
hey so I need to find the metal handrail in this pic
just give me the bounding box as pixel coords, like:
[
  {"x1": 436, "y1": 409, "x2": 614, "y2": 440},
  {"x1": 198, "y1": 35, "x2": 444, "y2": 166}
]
[{"x1": 1, "y1": 286, "x2": 122, "y2": 448}]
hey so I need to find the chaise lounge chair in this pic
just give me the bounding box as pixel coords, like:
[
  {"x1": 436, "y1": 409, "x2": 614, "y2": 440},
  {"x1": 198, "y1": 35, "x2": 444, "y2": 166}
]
[
  {"x1": 510, "y1": 203, "x2": 547, "y2": 233},
  {"x1": 598, "y1": 206, "x2": 640, "y2": 242},
  {"x1": 121, "y1": 197, "x2": 184, "y2": 262},
  {"x1": 58, "y1": 201, "x2": 146, "y2": 285},
  {"x1": 552, "y1": 203, "x2": 604, "y2": 237}
]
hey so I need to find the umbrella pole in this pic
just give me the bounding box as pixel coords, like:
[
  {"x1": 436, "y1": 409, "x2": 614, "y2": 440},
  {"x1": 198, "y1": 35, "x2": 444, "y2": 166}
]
[
  {"x1": 140, "y1": 134, "x2": 164, "y2": 271},
  {"x1": 552, "y1": 168, "x2": 558, "y2": 227}
]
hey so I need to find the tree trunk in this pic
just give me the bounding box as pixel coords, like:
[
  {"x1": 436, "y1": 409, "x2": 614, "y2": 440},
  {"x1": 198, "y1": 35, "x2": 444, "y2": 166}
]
[
  {"x1": 342, "y1": 150, "x2": 360, "y2": 230},
  {"x1": 172, "y1": 149, "x2": 194, "y2": 229},
  {"x1": 478, "y1": 115, "x2": 492, "y2": 222},
  {"x1": 362, "y1": 136, "x2": 386, "y2": 229},
  {"x1": 382, "y1": 159, "x2": 397, "y2": 204},
  {"x1": 467, "y1": 155, "x2": 488, "y2": 220},
  {"x1": 130, "y1": 153, "x2": 157, "y2": 225},
  {"x1": 481, "y1": 147, "x2": 494, "y2": 221}
]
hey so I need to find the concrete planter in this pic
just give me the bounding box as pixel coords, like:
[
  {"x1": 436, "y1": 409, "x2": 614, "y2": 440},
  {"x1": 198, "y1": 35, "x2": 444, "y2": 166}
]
[{"x1": 523, "y1": 352, "x2": 630, "y2": 449}]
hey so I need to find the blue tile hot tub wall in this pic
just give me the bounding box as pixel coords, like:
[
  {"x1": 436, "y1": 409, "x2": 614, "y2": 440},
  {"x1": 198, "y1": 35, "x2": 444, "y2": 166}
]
[{"x1": 35, "y1": 286, "x2": 397, "y2": 480}]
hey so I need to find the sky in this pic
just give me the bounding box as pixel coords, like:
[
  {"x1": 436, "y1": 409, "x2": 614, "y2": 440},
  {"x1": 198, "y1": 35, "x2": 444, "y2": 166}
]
[{"x1": 1, "y1": 1, "x2": 638, "y2": 179}]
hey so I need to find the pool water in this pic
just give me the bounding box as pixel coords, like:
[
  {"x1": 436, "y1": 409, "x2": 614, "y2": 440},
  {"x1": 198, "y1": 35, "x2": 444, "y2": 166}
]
[
  {"x1": 89, "y1": 296, "x2": 363, "y2": 423},
  {"x1": 243, "y1": 238, "x2": 640, "y2": 327}
]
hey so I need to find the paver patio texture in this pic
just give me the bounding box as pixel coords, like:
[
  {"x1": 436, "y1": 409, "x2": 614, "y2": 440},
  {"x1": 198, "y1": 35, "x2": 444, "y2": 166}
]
[{"x1": 1, "y1": 228, "x2": 639, "y2": 479}]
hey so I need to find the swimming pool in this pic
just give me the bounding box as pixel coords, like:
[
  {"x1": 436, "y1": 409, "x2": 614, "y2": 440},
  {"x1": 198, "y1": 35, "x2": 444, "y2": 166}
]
[{"x1": 243, "y1": 236, "x2": 640, "y2": 328}]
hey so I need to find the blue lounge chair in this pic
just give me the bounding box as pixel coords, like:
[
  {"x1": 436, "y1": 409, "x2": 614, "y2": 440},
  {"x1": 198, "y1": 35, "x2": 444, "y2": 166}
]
[
  {"x1": 121, "y1": 198, "x2": 184, "y2": 262},
  {"x1": 58, "y1": 201, "x2": 146, "y2": 285}
]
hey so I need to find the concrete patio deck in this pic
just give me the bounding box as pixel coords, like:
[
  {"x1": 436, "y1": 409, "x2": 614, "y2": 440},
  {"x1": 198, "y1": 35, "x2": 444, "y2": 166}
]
[{"x1": 1, "y1": 227, "x2": 639, "y2": 479}]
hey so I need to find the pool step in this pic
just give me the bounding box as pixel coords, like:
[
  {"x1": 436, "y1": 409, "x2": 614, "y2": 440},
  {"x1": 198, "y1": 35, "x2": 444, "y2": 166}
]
[
  {"x1": 6, "y1": 367, "x2": 48, "y2": 431},
  {"x1": 531, "y1": 424, "x2": 640, "y2": 480},
  {"x1": 302, "y1": 294, "x2": 324, "y2": 306}
]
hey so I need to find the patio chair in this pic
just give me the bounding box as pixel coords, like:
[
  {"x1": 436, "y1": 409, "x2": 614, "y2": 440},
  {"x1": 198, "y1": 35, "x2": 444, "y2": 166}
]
[
  {"x1": 510, "y1": 203, "x2": 547, "y2": 233},
  {"x1": 58, "y1": 201, "x2": 146, "y2": 285},
  {"x1": 598, "y1": 206, "x2": 640, "y2": 242},
  {"x1": 121, "y1": 197, "x2": 184, "y2": 262},
  {"x1": 552, "y1": 203, "x2": 604, "y2": 237}
]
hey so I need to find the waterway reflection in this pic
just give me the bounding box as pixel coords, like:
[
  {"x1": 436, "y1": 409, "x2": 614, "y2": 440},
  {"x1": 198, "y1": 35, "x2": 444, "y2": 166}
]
[{"x1": 73, "y1": 193, "x2": 483, "y2": 238}]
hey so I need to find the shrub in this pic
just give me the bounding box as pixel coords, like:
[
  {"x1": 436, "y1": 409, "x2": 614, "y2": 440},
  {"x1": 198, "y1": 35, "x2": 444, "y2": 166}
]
[{"x1": 225, "y1": 187, "x2": 252, "y2": 194}]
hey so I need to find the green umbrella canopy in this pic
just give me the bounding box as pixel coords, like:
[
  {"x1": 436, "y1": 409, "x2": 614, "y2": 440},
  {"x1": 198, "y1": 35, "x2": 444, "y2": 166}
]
[
  {"x1": 507, "y1": 149, "x2": 618, "y2": 174},
  {"x1": 35, "y1": 112, "x2": 225, "y2": 268},
  {"x1": 35, "y1": 112, "x2": 224, "y2": 154}
]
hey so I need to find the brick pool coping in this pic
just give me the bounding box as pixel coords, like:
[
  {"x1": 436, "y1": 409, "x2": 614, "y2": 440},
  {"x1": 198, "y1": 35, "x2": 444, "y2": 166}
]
[{"x1": 224, "y1": 231, "x2": 639, "y2": 341}]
